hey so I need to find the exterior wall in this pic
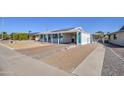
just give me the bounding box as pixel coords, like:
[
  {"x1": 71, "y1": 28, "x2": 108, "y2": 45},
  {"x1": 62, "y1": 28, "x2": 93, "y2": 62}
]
[
  {"x1": 81, "y1": 32, "x2": 90, "y2": 45},
  {"x1": 53, "y1": 34, "x2": 63, "y2": 43},
  {"x1": 37, "y1": 32, "x2": 91, "y2": 45},
  {"x1": 53, "y1": 38, "x2": 58, "y2": 43},
  {"x1": 52, "y1": 33, "x2": 76, "y2": 44},
  {"x1": 39, "y1": 34, "x2": 44, "y2": 42},
  {"x1": 109, "y1": 32, "x2": 124, "y2": 46},
  {"x1": 62, "y1": 33, "x2": 75, "y2": 43}
]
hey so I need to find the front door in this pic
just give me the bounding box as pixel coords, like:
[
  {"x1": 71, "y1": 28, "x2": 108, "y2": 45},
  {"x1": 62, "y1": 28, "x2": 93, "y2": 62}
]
[{"x1": 78, "y1": 32, "x2": 81, "y2": 44}]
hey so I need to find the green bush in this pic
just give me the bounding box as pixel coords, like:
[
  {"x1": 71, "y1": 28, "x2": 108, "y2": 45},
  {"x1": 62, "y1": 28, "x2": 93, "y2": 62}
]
[
  {"x1": 2, "y1": 32, "x2": 9, "y2": 40},
  {"x1": 18, "y1": 33, "x2": 28, "y2": 40},
  {"x1": 12, "y1": 33, "x2": 19, "y2": 40},
  {"x1": 0, "y1": 34, "x2": 1, "y2": 39},
  {"x1": 12, "y1": 33, "x2": 29, "y2": 40}
]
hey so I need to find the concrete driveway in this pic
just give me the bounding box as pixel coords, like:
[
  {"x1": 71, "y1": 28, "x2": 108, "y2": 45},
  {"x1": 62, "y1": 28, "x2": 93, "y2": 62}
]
[
  {"x1": 0, "y1": 44, "x2": 72, "y2": 76},
  {"x1": 17, "y1": 44, "x2": 98, "y2": 72},
  {"x1": 0, "y1": 43, "x2": 106, "y2": 76}
]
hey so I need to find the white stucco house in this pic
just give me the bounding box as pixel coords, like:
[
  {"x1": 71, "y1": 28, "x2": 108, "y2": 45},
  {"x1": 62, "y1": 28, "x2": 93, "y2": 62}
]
[
  {"x1": 109, "y1": 26, "x2": 124, "y2": 46},
  {"x1": 36, "y1": 27, "x2": 91, "y2": 45}
]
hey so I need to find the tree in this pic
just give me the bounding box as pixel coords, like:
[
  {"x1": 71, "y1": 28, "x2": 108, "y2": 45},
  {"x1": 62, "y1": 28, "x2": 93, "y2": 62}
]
[
  {"x1": 11, "y1": 33, "x2": 19, "y2": 40},
  {"x1": 2, "y1": 32, "x2": 9, "y2": 40},
  {"x1": 0, "y1": 33, "x2": 2, "y2": 39},
  {"x1": 18, "y1": 33, "x2": 28, "y2": 40},
  {"x1": 94, "y1": 31, "x2": 104, "y2": 39},
  {"x1": 10, "y1": 33, "x2": 29, "y2": 40}
]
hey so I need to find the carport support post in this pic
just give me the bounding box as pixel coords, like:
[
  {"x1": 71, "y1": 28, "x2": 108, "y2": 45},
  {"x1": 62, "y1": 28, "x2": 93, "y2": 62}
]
[
  {"x1": 57, "y1": 33, "x2": 60, "y2": 44},
  {"x1": 51, "y1": 34, "x2": 53, "y2": 44},
  {"x1": 39, "y1": 35, "x2": 40, "y2": 41},
  {"x1": 76, "y1": 32, "x2": 79, "y2": 45},
  {"x1": 43, "y1": 34, "x2": 44, "y2": 42},
  {"x1": 46, "y1": 34, "x2": 48, "y2": 42}
]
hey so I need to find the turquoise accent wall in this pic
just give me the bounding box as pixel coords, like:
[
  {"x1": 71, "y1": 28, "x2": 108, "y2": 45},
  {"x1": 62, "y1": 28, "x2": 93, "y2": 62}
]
[{"x1": 78, "y1": 32, "x2": 81, "y2": 44}]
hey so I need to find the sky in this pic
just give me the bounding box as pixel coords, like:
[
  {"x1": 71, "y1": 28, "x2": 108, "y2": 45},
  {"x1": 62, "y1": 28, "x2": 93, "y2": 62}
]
[{"x1": 0, "y1": 17, "x2": 124, "y2": 34}]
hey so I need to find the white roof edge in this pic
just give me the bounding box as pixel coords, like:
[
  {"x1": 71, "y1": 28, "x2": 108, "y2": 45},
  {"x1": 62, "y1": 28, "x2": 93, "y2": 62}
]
[
  {"x1": 36, "y1": 27, "x2": 90, "y2": 35},
  {"x1": 76, "y1": 27, "x2": 90, "y2": 34}
]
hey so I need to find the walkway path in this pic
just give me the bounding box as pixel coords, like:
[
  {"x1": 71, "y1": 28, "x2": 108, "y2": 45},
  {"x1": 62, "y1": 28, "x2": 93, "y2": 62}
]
[{"x1": 72, "y1": 45, "x2": 105, "y2": 76}]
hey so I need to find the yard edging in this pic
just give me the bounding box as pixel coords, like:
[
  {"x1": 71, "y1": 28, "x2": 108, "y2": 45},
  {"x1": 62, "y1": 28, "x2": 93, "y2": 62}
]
[
  {"x1": 108, "y1": 47, "x2": 124, "y2": 62},
  {"x1": 0, "y1": 42, "x2": 14, "y2": 50}
]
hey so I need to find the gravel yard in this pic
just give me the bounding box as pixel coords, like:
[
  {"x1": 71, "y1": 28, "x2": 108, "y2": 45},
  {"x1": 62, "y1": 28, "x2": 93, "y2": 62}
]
[
  {"x1": 1, "y1": 40, "x2": 50, "y2": 50},
  {"x1": 110, "y1": 46, "x2": 124, "y2": 60},
  {"x1": 101, "y1": 46, "x2": 124, "y2": 76},
  {"x1": 17, "y1": 44, "x2": 69, "y2": 59}
]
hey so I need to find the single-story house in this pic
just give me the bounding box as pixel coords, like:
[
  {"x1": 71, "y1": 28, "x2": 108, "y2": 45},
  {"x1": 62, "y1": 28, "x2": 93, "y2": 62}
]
[
  {"x1": 36, "y1": 27, "x2": 91, "y2": 45},
  {"x1": 109, "y1": 26, "x2": 124, "y2": 46}
]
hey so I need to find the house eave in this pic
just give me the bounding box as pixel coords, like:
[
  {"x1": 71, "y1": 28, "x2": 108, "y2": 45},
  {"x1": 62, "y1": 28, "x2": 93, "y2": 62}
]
[{"x1": 35, "y1": 27, "x2": 90, "y2": 35}]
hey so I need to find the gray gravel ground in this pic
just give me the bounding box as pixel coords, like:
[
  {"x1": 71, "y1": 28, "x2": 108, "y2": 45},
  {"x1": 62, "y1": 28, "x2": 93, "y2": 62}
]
[{"x1": 101, "y1": 47, "x2": 124, "y2": 76}]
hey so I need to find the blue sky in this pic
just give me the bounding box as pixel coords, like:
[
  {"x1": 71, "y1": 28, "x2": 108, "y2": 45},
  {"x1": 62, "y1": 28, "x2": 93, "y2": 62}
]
[{"x1": 0, "y1": 17, "x2": 124, "y2": 34}]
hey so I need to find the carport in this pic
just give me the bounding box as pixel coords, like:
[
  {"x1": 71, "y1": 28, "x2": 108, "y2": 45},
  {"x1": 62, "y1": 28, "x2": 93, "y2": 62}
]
[
  {"x1": 36, "y1": 27, "x2": 90, "y2": 45},
  {"x1": 38, "y1": 31, "x2": 81, "y2": 45}
]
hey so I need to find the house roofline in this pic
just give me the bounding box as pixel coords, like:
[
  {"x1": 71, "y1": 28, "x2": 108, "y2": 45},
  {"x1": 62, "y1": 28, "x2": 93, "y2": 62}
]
[{"x1": 36, "y1": 27, "x2": 90, "y2": 35}]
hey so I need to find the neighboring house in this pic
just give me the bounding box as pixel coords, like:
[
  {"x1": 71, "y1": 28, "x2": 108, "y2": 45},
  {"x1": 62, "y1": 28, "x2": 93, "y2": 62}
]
[
  {"x1": 109, "y1": 26, "x2": 124, "y2": 46},
  {"x1": 36, "y1": 27, "x2": 91, "y2": 45}
]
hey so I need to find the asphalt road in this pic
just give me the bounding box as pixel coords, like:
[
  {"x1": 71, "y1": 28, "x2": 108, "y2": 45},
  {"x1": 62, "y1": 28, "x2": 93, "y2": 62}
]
[{"x1": 101, "y1": 46, "x2": 124, "y2": 76}]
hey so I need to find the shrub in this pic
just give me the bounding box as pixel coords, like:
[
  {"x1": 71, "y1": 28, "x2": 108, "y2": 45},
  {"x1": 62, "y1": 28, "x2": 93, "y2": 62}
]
[
  {"x1": 2, "y1": 32, "x2": 9, "y2": 40},
  {"x1": 18, "y1": 33, "x2": 28, "y2": 40},
  {"x1": 12, "y1": 33, "x2": 19, "y2": 40},
  {"x1": 12, "y1": 33, "x2": 29, "y2": 40}
]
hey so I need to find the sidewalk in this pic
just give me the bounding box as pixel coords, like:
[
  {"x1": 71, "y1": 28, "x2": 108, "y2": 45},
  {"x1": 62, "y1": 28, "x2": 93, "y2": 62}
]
[
  {"x1": 0, "y1": 45, "x2": 72, "y2": 76},
  {"x1": 72, "y1": 45, "x2": 105, "y2": 76}
]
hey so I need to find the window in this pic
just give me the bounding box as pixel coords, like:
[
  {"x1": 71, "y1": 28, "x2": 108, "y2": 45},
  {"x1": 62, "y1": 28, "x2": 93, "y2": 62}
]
[
  {"x1": 53, "y1": 34, "x2": 58, "y2": 38},
  {"x1": 113, "y1": 34, "x2": 117, "y2": 40},
  {"x1": 59, "y1": 34, "x2": 63, "y2": 38},
  {"x1": 108, "y1": 35, "x2": 111, "y2": 39}
]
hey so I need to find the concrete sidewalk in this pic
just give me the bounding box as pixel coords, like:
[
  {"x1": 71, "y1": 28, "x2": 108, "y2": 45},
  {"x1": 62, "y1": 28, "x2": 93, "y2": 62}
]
[
  {"x1": 0, "y1": 45, "x2": 72, "y2": 76},
  {"x1": 72, "y1": 45, "x2": 105, "y2": 76}
]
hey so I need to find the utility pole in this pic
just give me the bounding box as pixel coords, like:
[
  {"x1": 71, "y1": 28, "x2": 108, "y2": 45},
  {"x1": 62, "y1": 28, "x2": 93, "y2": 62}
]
[
  {"x1": 1, "y1": 17, "x2": 4, "y2": 40},
  {"x1": 28, "y1": 30, "x2": 31, "y2": 40}
]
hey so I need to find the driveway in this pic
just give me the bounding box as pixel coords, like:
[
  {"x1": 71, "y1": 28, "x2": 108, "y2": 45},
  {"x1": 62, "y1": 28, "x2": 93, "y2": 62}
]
[
  {"x1": 0, "y1": 44, "x2": 71, "y2": 76},
  {"x1": 17, "y1": 44, "x2": 98, "y2": 72},
  {"x1": 0, "y1": 43, "x2": 98, "y2": 76},
  {"x1": 1, "y1": 42, "x2": 114, "y2": 76},
  {"x1": 101, "y1": 44, "x2": 124, "y2": 76}
]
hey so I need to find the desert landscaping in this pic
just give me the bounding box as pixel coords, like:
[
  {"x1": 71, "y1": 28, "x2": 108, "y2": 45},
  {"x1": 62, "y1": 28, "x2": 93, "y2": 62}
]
[{"x1": 0, "y1": 40, "x2": 50, "y2": 50}]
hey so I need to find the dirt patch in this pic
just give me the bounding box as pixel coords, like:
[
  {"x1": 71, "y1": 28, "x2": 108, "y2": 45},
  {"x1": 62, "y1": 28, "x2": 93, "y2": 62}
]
[
  {"x1": 17, "y1": 44, "x2": 68, "y2": 59},
  {"x1": 1, "y1": 40, "x2": 50, "y2": 49}
]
